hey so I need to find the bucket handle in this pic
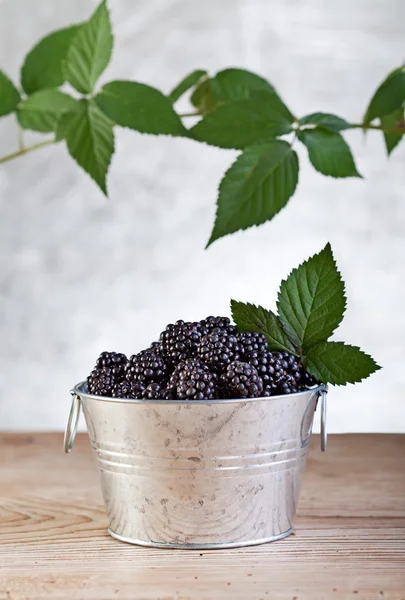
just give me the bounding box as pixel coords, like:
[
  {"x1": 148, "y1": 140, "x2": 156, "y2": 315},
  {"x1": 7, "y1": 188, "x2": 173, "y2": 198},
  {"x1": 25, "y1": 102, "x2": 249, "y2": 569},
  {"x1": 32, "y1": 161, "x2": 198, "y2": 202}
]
[
  {"x1": 64, "y1": 390, "x2": 81, "y2": 454},
  {"x1": 319, "y1": 387, "x2": 327, "y2": 452}
]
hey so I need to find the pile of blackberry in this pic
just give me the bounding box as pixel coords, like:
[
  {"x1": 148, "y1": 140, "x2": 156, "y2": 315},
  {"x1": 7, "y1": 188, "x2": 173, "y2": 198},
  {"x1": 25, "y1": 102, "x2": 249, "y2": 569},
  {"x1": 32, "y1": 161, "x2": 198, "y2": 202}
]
[{"x1": 86, "y1": 317, "x2": 318, "y2": 400}]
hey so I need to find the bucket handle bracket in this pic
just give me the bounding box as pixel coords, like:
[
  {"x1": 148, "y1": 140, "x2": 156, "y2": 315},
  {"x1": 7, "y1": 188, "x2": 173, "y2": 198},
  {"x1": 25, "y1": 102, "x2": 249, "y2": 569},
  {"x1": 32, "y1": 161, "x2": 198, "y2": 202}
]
[{"x1": 64, "y1": 391, "x2": 81, "y2": 454}]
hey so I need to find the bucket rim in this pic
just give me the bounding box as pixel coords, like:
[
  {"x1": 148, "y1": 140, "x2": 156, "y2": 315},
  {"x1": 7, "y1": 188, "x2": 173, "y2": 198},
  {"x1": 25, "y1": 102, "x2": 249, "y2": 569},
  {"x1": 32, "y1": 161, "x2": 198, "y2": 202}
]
[{"x1": 72, "y1": 381, "x2": 327, "y2": 405}]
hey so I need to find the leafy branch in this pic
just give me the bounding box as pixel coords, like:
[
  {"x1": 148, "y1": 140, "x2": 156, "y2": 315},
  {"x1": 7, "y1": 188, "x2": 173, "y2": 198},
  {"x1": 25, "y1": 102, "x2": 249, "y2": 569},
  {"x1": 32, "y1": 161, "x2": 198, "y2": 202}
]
[
  {"x1": 0, "y1": 0, "x2": 404, "y2": 248},
  {"x1": 231, "y1": 243, "x2": 381, "y2": 386}
]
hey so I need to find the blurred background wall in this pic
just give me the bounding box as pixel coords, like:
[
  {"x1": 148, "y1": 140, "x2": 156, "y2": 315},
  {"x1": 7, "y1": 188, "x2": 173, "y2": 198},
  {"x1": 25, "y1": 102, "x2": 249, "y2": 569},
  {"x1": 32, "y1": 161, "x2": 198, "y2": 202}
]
[{"x1": 0, "y1": 0, "x2": 404, "y2": 432}]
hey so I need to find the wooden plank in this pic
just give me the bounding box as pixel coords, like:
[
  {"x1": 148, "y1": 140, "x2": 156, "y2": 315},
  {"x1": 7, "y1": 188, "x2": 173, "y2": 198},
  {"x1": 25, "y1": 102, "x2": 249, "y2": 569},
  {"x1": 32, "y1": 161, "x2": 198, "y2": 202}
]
[{"x1": 0, "y1": 433, "x2": 404, "y2": 600}]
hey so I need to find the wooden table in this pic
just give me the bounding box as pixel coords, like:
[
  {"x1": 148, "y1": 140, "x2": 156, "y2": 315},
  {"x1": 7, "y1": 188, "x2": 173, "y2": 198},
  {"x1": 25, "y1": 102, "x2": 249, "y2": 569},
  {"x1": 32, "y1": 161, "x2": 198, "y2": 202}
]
[{"x1": 0, "y1": 433, "x2": 404, "y2": 600}]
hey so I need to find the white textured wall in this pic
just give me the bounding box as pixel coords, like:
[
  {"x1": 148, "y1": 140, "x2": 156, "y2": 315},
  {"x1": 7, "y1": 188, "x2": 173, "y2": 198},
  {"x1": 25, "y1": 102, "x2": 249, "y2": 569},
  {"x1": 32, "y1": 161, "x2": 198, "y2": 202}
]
[{"x1": 0, "y1": 0, "x2": 404, "y2": 432}]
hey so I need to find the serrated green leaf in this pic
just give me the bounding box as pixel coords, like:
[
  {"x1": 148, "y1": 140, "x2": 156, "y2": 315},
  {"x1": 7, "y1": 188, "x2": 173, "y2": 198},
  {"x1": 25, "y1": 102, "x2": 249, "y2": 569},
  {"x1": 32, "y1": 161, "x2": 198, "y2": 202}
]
[
  {"x1": 64, "y1": 0, "x2": 113, "y2": 94},
  {"x1": 364, "y1": 67, "x2": 405, "y2": 123},
  {"x1": 299, "y1": 112, "x2": 351, "y2": 132},
  {"x1": 57, "y1": 99, "x2": 114, "y2": 194},
  {"x1": 191, "y1": 68, "x2": 283, "y2": 115},
  {"x1": 211, "y1": 68, "x2": 276, "y2": 101},
  {"x1": 298, "y1": 128, "x2": 361, "y2": 178},
  {"x1": 208, "y1": 140, "x2": 298, "y2": 246},
  {"x1": 380, "y1": 108, "x2": 405, "y2": 156},
  {"x1": 169, "y1": 69, "x2": 207, "y2": 103},
  {"x1": 190, "y1": 91, "x2": 293, "y2": 149},
  {"x1": 230, "y1": 300, "x2": 298, "y2": 354},
  {"x1": 95, "y1": 80, "x2": 186, "y2": 136},
  {"x1": 0, "y1": 70, "x2": 20, "y2": 117},
  {"x1": 21, "y1": 25, "x2": 80, "y2": 94},
  {"x1": 277, "y1": 243, "x2": 346, "y2": 351},
  {"x1": 17, "y1": 90, "x2": 78, "y2": 133},
  {"x1": 303, "y1": 341, "x2": 381, "y2": 385}
]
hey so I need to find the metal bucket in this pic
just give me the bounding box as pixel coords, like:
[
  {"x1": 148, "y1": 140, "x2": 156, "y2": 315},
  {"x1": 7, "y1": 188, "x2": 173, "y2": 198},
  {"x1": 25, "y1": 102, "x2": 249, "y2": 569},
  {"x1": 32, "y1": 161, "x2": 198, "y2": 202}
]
[{"x1": 65, "y1": 383, "x2": 327, "y2": 549}]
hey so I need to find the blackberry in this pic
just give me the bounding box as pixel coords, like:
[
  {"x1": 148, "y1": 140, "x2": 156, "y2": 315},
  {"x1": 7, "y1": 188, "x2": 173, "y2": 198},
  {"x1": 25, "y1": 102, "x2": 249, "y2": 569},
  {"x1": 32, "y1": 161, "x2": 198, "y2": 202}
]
[
  {"x1": 96, "y1": 351, "x2": 128, "y2": 378},
  {"x1": 163, "y1": 384, "x2": 178, "y2": 400},
  {"x1": 170, "y1": 358, "x2": 217, "y2": 400},
  {"x1": 112, "y1": 380, "x2": 145, "y2": 399},
  {"x1": 199, "y1": 316, "x2": 236, "y2": 335},
  {"x1": 248, "y1": 351, "x2": 317, "y2": 395},
  {"x1": 87, "y1": 366, "x2": 116, "y2": 397},
  {"x1": 246, "y1": 350, "x2": 285, "y2": 389},
  {"x1": 237, "y1": 331, "x2": 268, "y2": 359},
  {"x1": 299, "y1": 368, "x2": 318, "y2": 389},
  {"x1": 197, "y1": 329, "x2": 240, "y2": 372},
  {"x1": 125, "y1": 350, "x2": 168, "y2": 386},
  {"x1": 276, "y1": 374, "x2": 299, "y2": 395},
  {"x1": 159, "y1": 320, "x2": 202, "y2": 365},
  {"x1": 143, "y1": 382, "x2": 166, "y2": 399},
  {"x1": 221, "y1": 361, "x2": 263, "y2": 398},
  {"x1": 272, "y1": 352, "x2": 314, "y2": 394},
  {"x1": 168, "y1": 357, "x2": 199, "y2": 387},
  {"x1": 274, "y1": 352, "x2": 301, "y2": 378}
]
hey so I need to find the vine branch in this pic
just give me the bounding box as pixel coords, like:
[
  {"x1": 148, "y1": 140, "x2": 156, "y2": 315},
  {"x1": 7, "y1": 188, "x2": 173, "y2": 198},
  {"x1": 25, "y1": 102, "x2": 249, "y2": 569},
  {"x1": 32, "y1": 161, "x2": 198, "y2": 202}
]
[
  {"x1": 0, "y1": 121, "x2": 404, "y2": 167},
  {"x1": 0, "y1": 139, "x2": 55, "y2": 165},
  {"x1": 350, "y1": 122, "x2": 405, "y2": 134}
]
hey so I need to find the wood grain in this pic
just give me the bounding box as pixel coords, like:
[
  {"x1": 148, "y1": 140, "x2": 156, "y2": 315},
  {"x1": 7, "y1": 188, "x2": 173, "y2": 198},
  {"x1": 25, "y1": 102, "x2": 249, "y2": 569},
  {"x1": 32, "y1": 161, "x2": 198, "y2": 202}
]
[{"x1": 0, "y1": 433, "x2": 404, "y2": 600}]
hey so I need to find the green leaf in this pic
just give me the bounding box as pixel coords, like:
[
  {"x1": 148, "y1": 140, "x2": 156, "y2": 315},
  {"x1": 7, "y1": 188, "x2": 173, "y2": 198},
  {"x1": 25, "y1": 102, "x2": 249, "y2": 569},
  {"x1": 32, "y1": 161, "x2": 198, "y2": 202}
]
[
  {"x1": 21, "y1": 25, "x2": 80, "y2": 94},
  {"x1": 277, "y1": 243, "x2": 346, "y2": 350},
  {"x1": 298, "y1": 128, "x2": 361, "y2": 178},
  {"x1": 380, "y1": 108, "x2": 404, "y2": 156},
  {"x1": 208, "y1": 140, "x2": 298, "y2": 246},
  {"x1": 17, "y1": 90, "x2": 78, "y2": 133},
  {"x1": 299, "y1": 112, "x2": 351, "y2": 132},
  {"x1": 303, "y1": 341, "x2": 381, "y2": 385},
  {"x1": 169, "y1": 69, "x2": 207, "y2": 103},
  {"x1": 211, "y1": 68, "x2": 276, "y2": 101},
  {"x1": 191, "y1": 68, "x2": 284, "y2": 115},
  {"x1": 364, "y1": 67, "x2": 405, "y2": 123},
  {"x1": 57, "y1": 99, "x2": 114, "y2": 195},
  {"x1": 230, "y1": 300, "x2": 298, "y2": 354},
  {"x1": 95, "y1": 80, "x2": 186, "y2": 136},
  {"x1": 190, "y1": 91, "x2": 293, "y2": 149},
  {"x1": 190, "y1": 78, "x2": 216, "y2": 114},
  {"x1": 64, "y1": 0, "x2": 113, "y2": 94},
  {"x1": 0, "y1": 70, "x2": 20, "y2": 117}
]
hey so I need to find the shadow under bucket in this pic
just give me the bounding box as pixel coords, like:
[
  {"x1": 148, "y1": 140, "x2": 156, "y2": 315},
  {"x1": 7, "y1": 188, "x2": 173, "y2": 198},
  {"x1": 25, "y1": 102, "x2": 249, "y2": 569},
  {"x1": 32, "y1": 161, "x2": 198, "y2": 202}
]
[{"x1": 65, "y1": 383, "x2": 327, "y2": 549}]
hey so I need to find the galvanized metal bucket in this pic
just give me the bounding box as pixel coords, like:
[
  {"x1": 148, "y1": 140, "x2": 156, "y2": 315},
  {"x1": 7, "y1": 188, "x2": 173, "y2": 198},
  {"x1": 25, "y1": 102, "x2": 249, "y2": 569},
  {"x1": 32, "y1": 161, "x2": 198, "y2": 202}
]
[{"x1": 65, "y1": 382, "x2": 327, "y2": 549}]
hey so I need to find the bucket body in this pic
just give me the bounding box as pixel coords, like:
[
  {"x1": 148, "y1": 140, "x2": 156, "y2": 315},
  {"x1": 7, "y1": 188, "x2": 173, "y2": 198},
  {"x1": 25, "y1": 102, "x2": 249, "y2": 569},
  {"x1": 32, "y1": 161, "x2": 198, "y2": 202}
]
[{"x1": 70, "y1": 383, "x2": 325, "y2": 549}]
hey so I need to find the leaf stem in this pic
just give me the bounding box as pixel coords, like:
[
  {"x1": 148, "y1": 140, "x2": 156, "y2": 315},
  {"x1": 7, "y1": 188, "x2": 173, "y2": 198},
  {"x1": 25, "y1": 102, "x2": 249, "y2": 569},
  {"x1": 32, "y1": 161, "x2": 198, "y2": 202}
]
[
  {"x1": 350, "y1": 122, "x2": 405, "y2": 134},
  {"x1": 0, "y1": 139, "x2": 55, "y2": 165},
  {"x1": 178, "y1": 111, "x2": 200, "y2": 118},
  {"x1": 18, "y1": 128, "x2": 24, "y2": 151}
]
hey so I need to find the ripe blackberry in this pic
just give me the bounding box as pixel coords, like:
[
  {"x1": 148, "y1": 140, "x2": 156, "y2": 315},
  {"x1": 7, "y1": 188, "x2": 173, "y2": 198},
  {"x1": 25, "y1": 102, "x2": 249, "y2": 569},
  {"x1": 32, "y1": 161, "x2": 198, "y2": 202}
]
[
  {"x1": 274, "y1": 352, "x2": 301, "y2": 377},
  {"x1": 199, "y1": 316, "x2": 236, "y2": 335},
  {"x1": 143, "y1": 382, "x2": 166, "y2": 399},
  {"x1": 197, "y1": 329, "x2": 240, "y2": 372},
  {"x1": 169, "y1": 358, "x2": 217, "y2": 400},
  {"x1": 96, "y1": 351, "x2": 128, "y2": 378},
  {"x1": 272, "y1": 352, "x2": 312, "y2": 394},
  {"x1": 159, "y1": 320, "x2": 202, "y2": 365},
  {"x1": 87, "y1": 366, "x2": 116, "y2": 397},
  {"x1": 246, "y1": 350, "x2": 285, "y2": 388},
  {"x1": 112, "y1": 380, "x2": 144, "y2": 399},
  {"x1": 299, "y1": 368, "x2": 318, "y2": 389},
  {"x1": 276, "y1": 374, "x2": 299, "y2": 394},
  {"x1": 237, "y1": 331, "x2": 268, "y2": 359},
  {"x1": 221, "y1": 361, "x2": 263, "y2": 398},
  {"x1": 163, "y1": 384, "x2": 178, "y2": 400},
  {"x1": 125, "y1": 350, "x2": 168, "y2": 386}
]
